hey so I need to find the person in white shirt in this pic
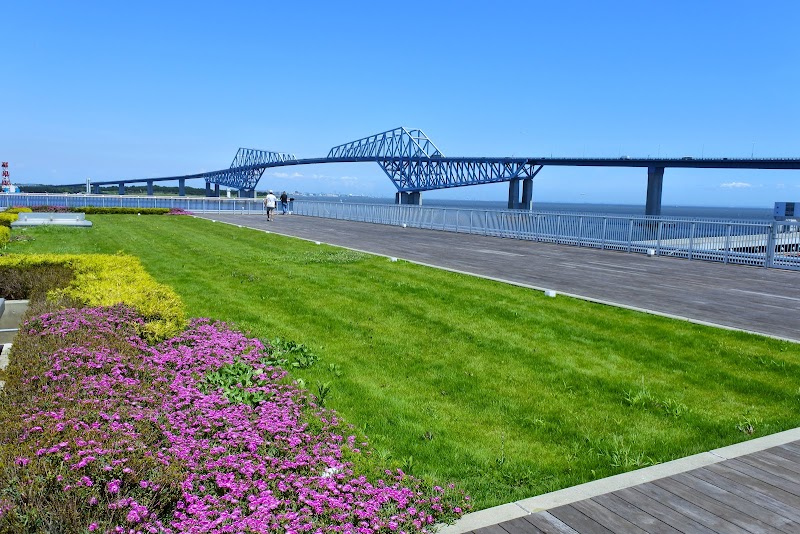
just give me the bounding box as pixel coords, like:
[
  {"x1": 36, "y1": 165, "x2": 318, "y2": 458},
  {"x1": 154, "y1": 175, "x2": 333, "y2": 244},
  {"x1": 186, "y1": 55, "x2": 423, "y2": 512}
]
[{"x1": 264, "y1": 190, "x2": 277, "y2": 221}]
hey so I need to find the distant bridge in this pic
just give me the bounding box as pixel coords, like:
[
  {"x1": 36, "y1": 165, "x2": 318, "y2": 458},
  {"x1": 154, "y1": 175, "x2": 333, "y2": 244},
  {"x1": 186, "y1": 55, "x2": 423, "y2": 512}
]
[{"x1": 69, "y1": 127, "x2": 800, "y2": 216}]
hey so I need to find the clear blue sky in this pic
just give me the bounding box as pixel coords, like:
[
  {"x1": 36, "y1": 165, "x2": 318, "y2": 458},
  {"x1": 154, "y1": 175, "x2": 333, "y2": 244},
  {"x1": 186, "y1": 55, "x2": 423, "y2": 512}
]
[{"x1": 2, "y1": 1, "x2": 798, "y2": 207}]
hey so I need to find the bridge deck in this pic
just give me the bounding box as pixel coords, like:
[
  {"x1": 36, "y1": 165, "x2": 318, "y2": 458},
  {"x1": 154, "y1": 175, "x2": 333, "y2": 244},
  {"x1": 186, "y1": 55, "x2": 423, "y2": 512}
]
[{"x1": 197, "y1": 213, "x2": 800, "y2": 342}]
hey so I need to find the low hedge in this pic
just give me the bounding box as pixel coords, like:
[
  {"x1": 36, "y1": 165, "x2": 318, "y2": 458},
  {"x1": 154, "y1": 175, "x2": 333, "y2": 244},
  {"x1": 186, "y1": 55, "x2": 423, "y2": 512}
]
[
  {"x1": 80, "y1": 207, "x2": 171, "y2": 215},
  {"x1": 0, "y1": 226, "x2": 9, "y2": 247},
  {"x1": 0, "y1": 253, "x2": 186, "y2": 340},
  {"x1": 25, "y1": 206, "x2": 185, "y2": 215},
  {"x1": 5, "y1": 207, "x2": 32, "y2": 214},
  {"x1": 0, "y1": 213, "x2": 17, "y2": 227}
]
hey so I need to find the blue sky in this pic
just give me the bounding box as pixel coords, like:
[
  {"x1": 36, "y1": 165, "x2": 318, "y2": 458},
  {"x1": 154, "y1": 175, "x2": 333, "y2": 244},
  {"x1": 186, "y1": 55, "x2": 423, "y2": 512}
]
[{"x1": 2, "y1": 1, "x2": 798, "y2": 207}]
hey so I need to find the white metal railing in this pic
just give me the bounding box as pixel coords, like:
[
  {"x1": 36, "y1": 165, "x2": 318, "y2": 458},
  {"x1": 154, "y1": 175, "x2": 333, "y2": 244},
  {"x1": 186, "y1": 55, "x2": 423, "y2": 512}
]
[
  {"x1": 290, "y1": 200, "x2": 800, "y2": 271},
  {"x1": 0, "y1": 193, "x2": 265, "y2": 214}
]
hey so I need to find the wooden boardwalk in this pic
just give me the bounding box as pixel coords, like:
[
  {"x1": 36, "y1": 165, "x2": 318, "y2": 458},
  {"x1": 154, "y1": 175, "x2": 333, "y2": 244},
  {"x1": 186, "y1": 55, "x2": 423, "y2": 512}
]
[
  {"x1": 198, "y1": 213, "x2": 800, "y2": 341},
  {"x1": 471, "y1": 441, "x2": 800, "y2": 534}
]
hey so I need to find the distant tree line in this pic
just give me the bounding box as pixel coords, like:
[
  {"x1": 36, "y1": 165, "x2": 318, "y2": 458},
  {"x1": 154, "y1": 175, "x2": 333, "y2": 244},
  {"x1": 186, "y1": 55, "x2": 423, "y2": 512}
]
[{"x1": 20, "y1": 184, "x2": 208, "y2": 196}]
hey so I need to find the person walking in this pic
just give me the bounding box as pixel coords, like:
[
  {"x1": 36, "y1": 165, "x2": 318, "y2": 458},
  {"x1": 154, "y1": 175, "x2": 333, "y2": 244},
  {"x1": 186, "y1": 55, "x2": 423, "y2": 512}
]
[
  {"x1": 280, "y1": 191, "x2": 289, "y2": 215},
  {"x1": 264, "y1": 190, "x2": 277, "y2": 221}
]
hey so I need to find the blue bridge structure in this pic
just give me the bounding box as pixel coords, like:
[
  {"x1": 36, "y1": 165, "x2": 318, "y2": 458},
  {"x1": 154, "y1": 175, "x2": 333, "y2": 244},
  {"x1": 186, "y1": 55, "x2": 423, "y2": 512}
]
[{"x1": 72, "y1": 127, "x2": 800, "y2": 216}]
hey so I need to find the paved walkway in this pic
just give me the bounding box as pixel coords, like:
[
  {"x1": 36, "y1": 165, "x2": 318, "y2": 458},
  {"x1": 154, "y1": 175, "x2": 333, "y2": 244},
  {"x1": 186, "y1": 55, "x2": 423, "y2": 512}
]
[{"x1": 197, "y1": 213, "x2": 800, "y2": 342}]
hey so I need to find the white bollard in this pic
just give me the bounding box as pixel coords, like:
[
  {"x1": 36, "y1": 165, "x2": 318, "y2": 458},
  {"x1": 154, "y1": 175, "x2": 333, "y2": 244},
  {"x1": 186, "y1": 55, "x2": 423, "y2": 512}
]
[
  {"x1": 389, "y1": 257, "x2": 398, "y2": 262},
  {"x1": 544, "y1": 290, "x2": 557, "y2": 298},
  {"x1": 647, "y1": 249, "x2": 656, "y2": 257}
]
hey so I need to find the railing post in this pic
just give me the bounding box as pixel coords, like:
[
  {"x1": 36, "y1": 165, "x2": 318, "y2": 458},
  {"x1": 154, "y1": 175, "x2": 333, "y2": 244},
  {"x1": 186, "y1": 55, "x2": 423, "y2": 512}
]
[
  {"x1": 724, "y1": 224, "x2": 732, "y2": 264},
  {"x1": 688, "y1": 222, "x2": 695, "y2": 260},
  {"x1": 484, "y1": 211, "x2": 488, "y2": 236},
  {"x1": 601, "y1": 217, "x2": 607, "y2": 250},
  {"x1": 556, "y1": 215, "x2": 561, "y2": 245},
  {"x1": 656, "y1": 221, "x2": 663, "y2": 255},
  {"x1": 627, "y1": 219, "x2": 633, "y2": 253},
  {"x1": 765, "y1": 222, "x2": 777, "y2": 269},
  {"x1": 578, "y1": 216, "x2": 583, "y2": 247}
]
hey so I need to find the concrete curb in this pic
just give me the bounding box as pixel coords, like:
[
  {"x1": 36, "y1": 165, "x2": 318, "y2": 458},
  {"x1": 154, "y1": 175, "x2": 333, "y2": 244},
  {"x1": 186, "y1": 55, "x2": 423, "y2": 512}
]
[
  {"x1": 437, "y1": 427, "x2": 800, "y2": 533},
  {"x1": 0, "y1": 343, "x2": 11, "y2": 390}
]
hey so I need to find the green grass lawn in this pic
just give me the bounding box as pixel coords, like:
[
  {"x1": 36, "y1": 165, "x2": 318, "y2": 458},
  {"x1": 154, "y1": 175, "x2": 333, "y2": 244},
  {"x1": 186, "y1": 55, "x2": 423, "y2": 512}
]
[{"x1": 5, "y1": 215, "x2": 800, "y2": 509}]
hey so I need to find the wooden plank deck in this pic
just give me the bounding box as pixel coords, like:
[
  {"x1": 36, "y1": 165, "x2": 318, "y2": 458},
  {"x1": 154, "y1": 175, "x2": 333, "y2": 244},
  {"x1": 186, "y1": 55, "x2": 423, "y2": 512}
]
[
  {"x1": 198, "y1": 214, "x2": 800, "y2": 341},
  {"x1": 467, "y1": 442, "x2": 800, "y2": 534}
]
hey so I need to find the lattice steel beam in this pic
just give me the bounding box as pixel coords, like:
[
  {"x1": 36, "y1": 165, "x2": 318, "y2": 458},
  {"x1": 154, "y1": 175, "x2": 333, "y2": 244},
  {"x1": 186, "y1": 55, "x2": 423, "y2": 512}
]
[
  {"x1": 378, "y1": 158, "x2": 543, "y2": 192},
  {"x1": 327, "y1": 127, "x2": 444, "y2": 159},
  {"x1": 206, "y1": 147, "x2": 296, "y2": 190}
]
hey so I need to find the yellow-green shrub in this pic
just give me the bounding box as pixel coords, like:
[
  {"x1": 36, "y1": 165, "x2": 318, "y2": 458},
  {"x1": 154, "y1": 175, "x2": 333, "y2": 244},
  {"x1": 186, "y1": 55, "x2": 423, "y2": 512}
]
[
  {"x1": 0, "y1": 254, "x2": 186, "y2": 340},
  {"x1": 0, "y1": 226, "x2": 9, "y2": 246},
  {"x1": 5, "y1": 207, "x2": 33, "y2": 214},
  {"x1": 0, "y1": 213, "x2": 17, "y2": 227}
]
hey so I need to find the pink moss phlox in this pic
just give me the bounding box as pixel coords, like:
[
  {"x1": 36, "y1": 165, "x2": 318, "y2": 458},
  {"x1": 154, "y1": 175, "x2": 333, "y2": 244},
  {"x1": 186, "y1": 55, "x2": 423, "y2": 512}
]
[{"x1": 3, "y1": 306, "x2": 469, "y2": 532}]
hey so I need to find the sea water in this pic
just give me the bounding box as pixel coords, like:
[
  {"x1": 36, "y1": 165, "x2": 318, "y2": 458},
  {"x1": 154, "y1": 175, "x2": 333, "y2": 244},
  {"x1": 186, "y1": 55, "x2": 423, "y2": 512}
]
[{"x1": 303, "y1": 196, "x2": 774, "y2": 221}]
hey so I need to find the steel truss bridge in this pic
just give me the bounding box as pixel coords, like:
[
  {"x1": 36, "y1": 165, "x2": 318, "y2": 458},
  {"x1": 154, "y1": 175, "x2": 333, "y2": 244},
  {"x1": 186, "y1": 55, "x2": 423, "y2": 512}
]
[{"x1": 70, "y1": 127, "x2": 800, "y2": 216}]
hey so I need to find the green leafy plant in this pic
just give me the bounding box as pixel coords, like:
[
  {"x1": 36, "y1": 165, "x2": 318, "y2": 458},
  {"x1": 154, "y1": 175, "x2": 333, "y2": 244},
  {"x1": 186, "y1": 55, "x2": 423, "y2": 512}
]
[
  {"x1": 268, "y1": 337, "x2": 319, "y2": 369},
  {"x1": 202, "y1": 359, "x2": 273, "y2": 407},
  {"x1": 315, "y1": 381, "x2": 333, "y2": 407}
]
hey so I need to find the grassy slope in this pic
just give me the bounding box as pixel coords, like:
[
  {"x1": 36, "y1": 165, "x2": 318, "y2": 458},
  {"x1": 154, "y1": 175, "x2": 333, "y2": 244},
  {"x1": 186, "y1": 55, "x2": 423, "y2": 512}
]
[{"x1": 6, "y1": 215, "x2": 799, "y2": 508}]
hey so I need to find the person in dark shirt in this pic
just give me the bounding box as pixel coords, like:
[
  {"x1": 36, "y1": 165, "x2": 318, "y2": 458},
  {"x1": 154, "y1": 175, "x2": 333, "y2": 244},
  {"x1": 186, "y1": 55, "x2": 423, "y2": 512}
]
[{"x1": 280, "y1": 191, "x2": 289, "y2": 215}]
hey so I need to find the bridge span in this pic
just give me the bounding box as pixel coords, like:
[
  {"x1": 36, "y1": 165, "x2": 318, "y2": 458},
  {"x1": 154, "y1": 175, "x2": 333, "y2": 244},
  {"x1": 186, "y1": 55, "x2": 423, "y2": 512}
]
[{"x1": 69, "y1": 127, "x2": 800, "y2": 216}]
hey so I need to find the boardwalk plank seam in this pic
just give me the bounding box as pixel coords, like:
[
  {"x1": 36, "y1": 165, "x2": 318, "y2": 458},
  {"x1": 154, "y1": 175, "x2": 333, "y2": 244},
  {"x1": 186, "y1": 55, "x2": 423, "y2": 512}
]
[
  {"x1": 590, "y1": 493, "x2": 683, "y2": 534},
  {"x1": 548, "y1": 504, "x2": 615, "y2": 534},
  {"x1": 614, "y1": 487, "x2": 720, "y2": 534},
  {"x1": 704, "y1": 463, "x2": 800, "y2": 507},
  {"x1": 686, "y1": 469, "x2": 800, "y2": 524},
  {"x1": 652, "y1": 476, "x2": 784, "y2": 534}
]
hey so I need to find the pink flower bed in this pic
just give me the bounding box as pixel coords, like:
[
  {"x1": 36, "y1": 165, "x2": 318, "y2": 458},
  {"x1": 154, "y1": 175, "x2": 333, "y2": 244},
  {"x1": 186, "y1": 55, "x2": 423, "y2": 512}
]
[
  {"x1": 30, "y1": 205, "x2": 71, "y2": 212},
  {"x1": 0, "y1": 306, "x2": 468, "y2": 532}
]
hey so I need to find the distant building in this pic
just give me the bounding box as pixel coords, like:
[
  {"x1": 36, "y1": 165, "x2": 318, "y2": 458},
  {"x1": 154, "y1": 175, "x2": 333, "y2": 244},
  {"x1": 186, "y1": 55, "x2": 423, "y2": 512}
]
[{"x1": 1, "y1": 161, "x2": 18, "y2": 193}]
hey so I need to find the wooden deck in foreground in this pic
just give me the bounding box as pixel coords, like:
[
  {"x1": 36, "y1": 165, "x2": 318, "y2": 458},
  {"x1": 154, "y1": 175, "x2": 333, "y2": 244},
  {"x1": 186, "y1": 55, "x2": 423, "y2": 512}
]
[{"x1": 473, "y1": 442, "x2": 800, "y2": 534}]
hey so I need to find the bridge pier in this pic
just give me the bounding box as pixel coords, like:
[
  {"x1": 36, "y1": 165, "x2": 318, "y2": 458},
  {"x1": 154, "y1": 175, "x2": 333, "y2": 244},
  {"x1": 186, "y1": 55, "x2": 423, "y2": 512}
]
[
  {"x1": 147, "y1": 180, "x2": 154, "y2": 196},
  {"x1": 92, "y1": 185, "x2": 100, "y2": 195},
  {"x1": 118, "y1": 183, "x2": 125, "y2": 195},
  {"x1": 395, "y1": 191, "x2": 422, "y2": 205},
  {"x1": 507, "y1": 178, "x2": 534, "y2": 210},
  {"x1": 646, "y1": 166, "x2": 665, "y2": 216},
  {"x1": 240, "y1": 189, "x2": 255, "y2": 198},
  {"x1": 205, "y1": 182, "x2": 220, "y2": 197},
  {"x1": 179, "y1": 179, "x2": 185, "y2": 197}
]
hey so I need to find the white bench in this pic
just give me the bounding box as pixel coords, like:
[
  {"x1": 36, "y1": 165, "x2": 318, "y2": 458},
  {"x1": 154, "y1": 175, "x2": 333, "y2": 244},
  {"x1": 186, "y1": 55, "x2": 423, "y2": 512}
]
[{"x1": 11, "y1": 212, "x2": 92, "y2": 227}]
